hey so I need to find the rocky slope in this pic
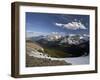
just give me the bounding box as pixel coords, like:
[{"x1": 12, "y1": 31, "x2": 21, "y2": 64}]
[{"x1": 26, "y1": 42, "x2": 71, "y2": 67}]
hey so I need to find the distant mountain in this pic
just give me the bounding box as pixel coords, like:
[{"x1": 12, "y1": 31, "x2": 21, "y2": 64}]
[
  {"x1": 26, "y1": 33, "x2": 89, "y2": 57},
  {"x1": 28, "y1": 35, "x2": 45, "y2": 41},
  {"x1": 60, "y1": 34, "x2": 89, "y2": 45},
  {"x1": 45, "y1": 32, "x2": 62, "y2": 41},
  {"x1": 27, "y1": 33, "x2": 89, "y2": 45}
]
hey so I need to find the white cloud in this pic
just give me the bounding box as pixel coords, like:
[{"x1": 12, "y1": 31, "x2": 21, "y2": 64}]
[
  {"x1": 63, "y1": 22, "x2": 86, "y2": 30},
  {"x1": 55, "y1": 23, "x2": 63, "y2": 27},
  {"x1": 55, "y1": 21, "x2": 87, "y2": 30}
]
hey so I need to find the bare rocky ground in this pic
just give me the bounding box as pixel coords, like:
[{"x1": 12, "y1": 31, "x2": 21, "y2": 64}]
[{"x1": 26, "y1": 54, "x2": 71, "y2": 67}]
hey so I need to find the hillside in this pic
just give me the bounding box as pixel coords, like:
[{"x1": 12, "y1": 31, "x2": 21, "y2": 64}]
[{"x1": 26, "y1": 42, "x2": 71, "y2": 67}]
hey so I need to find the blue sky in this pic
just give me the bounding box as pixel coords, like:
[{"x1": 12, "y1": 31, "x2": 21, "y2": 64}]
[{"x1": 26, "y1": 12, "x2": 89, "y2": 36}]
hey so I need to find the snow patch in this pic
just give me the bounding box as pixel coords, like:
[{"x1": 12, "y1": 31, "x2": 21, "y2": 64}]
[{"x1": 27, "y1": 50, "x2": 89, "y2": 65}]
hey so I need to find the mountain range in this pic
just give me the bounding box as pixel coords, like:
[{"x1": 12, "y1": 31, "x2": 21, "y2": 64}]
[
  {"x1": 27, "y1": 33, "x2": 89, "y2": 45},
  {"x1": 26, "y1": 33, "x2": 89, "y2": 57}
]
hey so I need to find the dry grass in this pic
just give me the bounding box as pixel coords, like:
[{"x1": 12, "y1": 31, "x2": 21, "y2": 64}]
[{"x1": 26, "y1": 42, "x2": 44, "y2": 51}]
